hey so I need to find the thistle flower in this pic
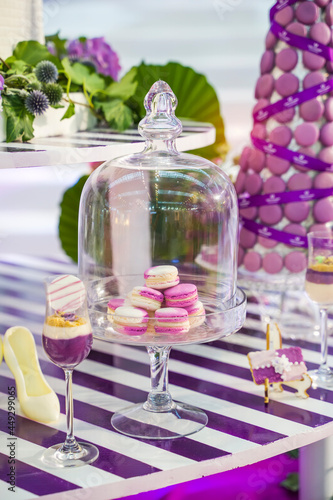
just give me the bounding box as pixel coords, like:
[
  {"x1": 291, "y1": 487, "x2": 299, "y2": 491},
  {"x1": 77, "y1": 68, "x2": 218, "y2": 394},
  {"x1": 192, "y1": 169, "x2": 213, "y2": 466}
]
[
  {"x1": 35, "y1": 61, "x2": 58, "y2": 83},
  {"x1": 25, "y1": 90, "x2": 49, "y2": 116},
  {"x1": 29, "y1": 81, "x2": 42, "y2": 91},
  {"x1": 0, "y1": 74, "x2": 4, "y2": 91},
  {"x1": 42, "y1": 83, "x2": 63, "y2": 105},
  {"x1": 67, "y1": 37, "x2": 121, "y2": 80}
]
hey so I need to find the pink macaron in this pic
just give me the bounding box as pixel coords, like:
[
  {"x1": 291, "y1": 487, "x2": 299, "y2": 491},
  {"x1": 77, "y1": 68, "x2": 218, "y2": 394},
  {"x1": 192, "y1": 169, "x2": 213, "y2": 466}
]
[
  {"x1": 266, "y1": 156, "x2": 290, "y2": 175},
  {"x1": 269, "y1": 126, "x2": 293, "y2": 147},
  {"x1": 275, "y1": 108, "x2": 295, "y2": 124},
  {"x1": 129, "y1": 286, "x2": 164, "y2": 311},
  {"x1": 320, "y1": 123, "x2": 333, "y2": 146},
  {"x1": 107, "y1": 298, "x2": 125, "y2": 313},
  {"x1": 284, "y1": 251, "x2": 307, "y2": 273},
  {"x1": 154, "y1": 307, "x2": 190, "y2": 334},
  {"x1": 286, "y1": 22, "x2": 307, "y2": 37},
  {"x1": 324, "y1": 97, "x2": 333, "y2": 121},
  {"x1": 284, "y1": 201, "x2": 310, "y2": 222},
  {"x1": 265, "y1": 31, "x2": 277, "y2": 50},
  {"x1": 260, "y1": 50, "x2": 275, "y2": 74},
  {"x1": 303, "y1": 71, "x2": 325, "y2": 89},
  {"x1": 319, "y1": 147, "x2": 333, "y2": 164},
  {"x1": 259, "y1": 205, "x2": 283, "y2": 225},
  {"x1": 314, "y1": 172, "x2": 333, "y2": 189},
  {"x1": 287, "y1": 173, "x2": 312, "y2": 191},
  {"x1": 276, "y1": 48, "x2": 298, "y2": 72},
  {"x1": 310, "y1": 22, "x2": 331, "y2": 45},
  {"x1": 303, "y1": 52, "x2": 326, "y2": 71},
  {"x1": 258, "y1": 235, "x2": 278, "y2": 249},
  {"x1": 299, "y1": 99, "x2": 324, "y2": 122},
  {"x1": 325, "y1": 4, "x2": 333, "y2": 25},
  {"x1": 113, "y1": 306, "x2": 149, "y2": 336},
  {"x1": 263, "y1": 252, "x2": 284, "y2": 274},
  {"x1": 238, "y1": 246, "x2": 245, "y2": 266},
  {"x1": 243, "y1": 251, "x2": 262, "y2": 272},
  {"x1": 240, "y1": 227, "x2": 257, "y2": 249},
  {"x1": 263, "y1": 176, "x2": 286, "y2": 194},
  {"x1": 247, "y1": 149, "x2": 266, "y2": 172},
  {"x1": 235, "y1": 170, "x2": 246, "y2": 194},
  {"x1": 294, "y1": 147, "x2": 315, "y2": 172},
  {"x1": 295, "y1": 2, "x2": 319, "y2": 24},
  {"x1": 144, "y1": 265, "x2": 179, "y2": 290},
  {"x1": 239, "y1": 207, "x2": 258, "y2": 220},
  {"x1": 164, "y1": 283, "x2": 198, "y2": 308},
  {"x1": 244, "y1": 173, "x2": 263, "y2": 195},
  {"x1": 294, "y1": 123, "x2": 319, "y2": 147},
  {"x1": 255, "y1": 74, "x2": 274, "y2": 99},
  {"x1": 184, "y1": 301, "x2": 206, "y2": 328},
  {"x1": 239, "y1": 146, "x2": 251, "y2": 171},
  {"x1": 275, "y1": 5, "x2": 294, "y2": 25},
  {"x1": 313, "y1": 198, "x2": 333, "y2": 222},
  {"x1": 275, "y1": 73, "x2": 299, "y2": 97}
]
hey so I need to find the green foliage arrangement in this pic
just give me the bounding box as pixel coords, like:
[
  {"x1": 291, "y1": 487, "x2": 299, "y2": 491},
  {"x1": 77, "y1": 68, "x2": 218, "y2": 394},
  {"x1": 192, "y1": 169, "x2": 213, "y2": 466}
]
[{"x1": 0, "y1": 34, "x2": 228, "y2": 262}]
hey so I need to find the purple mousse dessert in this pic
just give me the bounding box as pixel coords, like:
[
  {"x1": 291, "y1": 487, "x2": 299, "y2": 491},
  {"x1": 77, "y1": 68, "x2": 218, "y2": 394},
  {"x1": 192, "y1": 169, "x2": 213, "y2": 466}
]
[
  {"x1": 305, "y1": 256, "x2": 333, "y2": 304},
  {"x1": 43, "y1": 312, "x2": 92, "y2": 369}
]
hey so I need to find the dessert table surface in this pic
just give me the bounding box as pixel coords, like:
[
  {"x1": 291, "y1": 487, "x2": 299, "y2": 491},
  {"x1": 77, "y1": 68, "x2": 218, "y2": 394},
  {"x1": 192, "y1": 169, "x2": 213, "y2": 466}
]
[
  {"x1": 0, "y1": 121, "x2": 215, "y2": 169},
  {"x1": 1, "y1": 255, "x2": 333, "y2": 500}
]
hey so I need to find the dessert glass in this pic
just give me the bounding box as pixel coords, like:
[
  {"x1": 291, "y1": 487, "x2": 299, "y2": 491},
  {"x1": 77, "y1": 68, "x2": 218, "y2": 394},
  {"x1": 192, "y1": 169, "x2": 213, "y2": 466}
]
[
  {"x1": 305, "y1": 231, "x2": 333, "y2": 388},
  {"x1": 41, "y1": 275, "x2": 99, "y2": 467}
]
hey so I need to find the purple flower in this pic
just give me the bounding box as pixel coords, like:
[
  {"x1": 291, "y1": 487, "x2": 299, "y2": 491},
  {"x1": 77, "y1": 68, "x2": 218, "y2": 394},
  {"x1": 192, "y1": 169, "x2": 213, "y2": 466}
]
[
  {"x1": 0, "y1": 74, "x2": 4, "y2": 91},
  {"x1": 67, "y1": 37, "x2": 121, "y2": 80}
]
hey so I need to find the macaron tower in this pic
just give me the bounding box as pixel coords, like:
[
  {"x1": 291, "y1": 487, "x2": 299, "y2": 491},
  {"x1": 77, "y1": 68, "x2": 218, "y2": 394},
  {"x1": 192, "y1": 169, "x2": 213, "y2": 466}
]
[{"x1": 236, "y1": 0, "x2": 333, "y2": 277}]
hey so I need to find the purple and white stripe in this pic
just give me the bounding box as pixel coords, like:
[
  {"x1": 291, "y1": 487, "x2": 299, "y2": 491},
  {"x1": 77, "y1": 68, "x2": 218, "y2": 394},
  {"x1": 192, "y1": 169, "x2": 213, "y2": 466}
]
[{"x1": 1, "y1": 255, "x2": 333, "y2": 499}]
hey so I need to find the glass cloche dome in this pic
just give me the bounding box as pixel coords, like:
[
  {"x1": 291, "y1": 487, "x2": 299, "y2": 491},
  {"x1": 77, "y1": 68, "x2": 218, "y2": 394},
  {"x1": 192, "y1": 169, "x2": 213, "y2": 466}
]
[
  {"x1": 78, "y1": 80, "x2": 243, "y2": 346},
  {"x1": 78, "y1": 80, "x2": 246, "y2": 439}
]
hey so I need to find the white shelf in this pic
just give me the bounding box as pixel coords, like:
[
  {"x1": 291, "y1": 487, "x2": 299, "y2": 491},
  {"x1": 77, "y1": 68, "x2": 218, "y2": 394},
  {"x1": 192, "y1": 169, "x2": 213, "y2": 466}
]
[{"x1": 0, "y1": 121, "x2": 216, "y2": 168}]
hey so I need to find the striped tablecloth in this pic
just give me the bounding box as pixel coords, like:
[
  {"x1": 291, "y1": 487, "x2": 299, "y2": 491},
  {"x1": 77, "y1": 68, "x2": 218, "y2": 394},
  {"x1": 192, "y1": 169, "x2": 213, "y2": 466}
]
[
  {"x1": 1, "y1": 254, "x2": 333, "y2": 500},
  {"x1": 0, "y1": 122, "x2": 215, "y2": 169}
]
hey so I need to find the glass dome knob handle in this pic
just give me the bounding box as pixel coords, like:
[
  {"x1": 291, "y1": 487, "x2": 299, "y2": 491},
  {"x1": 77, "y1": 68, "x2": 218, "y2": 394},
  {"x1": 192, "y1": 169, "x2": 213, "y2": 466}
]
[{"x1": 138, "y1": 80, "x2": 183, "y2": 141}]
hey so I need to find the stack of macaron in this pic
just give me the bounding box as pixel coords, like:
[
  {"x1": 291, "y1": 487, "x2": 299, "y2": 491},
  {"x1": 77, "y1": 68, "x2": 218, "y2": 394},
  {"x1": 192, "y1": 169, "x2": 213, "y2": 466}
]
[
  {"x1": 236, "y1": 0, "x2": 333, "y2": 276},
  {"x1": 107, "y1": 265, "x2": 206, "y2": 336}
]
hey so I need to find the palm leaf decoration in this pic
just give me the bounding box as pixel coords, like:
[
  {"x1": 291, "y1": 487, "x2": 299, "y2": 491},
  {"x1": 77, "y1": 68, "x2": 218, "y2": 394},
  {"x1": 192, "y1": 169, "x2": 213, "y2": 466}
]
[
  {"x1": 59, "y1": 62, "x2": 227, "y2": 262},
  {"x1": 58, "y1": 175, "x2": 88, "y2": 262}
]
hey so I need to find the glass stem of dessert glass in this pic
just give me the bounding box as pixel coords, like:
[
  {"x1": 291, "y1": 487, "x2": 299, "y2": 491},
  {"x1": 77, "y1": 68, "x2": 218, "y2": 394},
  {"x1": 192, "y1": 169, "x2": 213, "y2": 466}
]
[{"x1": 62, "y1": 369, "x2": 82, "y2": 455}]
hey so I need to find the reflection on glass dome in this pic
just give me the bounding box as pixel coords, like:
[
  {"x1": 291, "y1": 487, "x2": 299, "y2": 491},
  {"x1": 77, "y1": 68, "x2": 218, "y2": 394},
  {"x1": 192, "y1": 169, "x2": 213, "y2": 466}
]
[{"x1": 78, "y1": 80, "x2": 238, "y2": 306}]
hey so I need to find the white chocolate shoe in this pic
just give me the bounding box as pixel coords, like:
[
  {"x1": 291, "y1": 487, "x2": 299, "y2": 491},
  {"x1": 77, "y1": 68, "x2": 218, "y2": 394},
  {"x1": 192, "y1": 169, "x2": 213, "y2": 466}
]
[{"x1": 3, "y1": 326, "x2": 60, "y2": 423}]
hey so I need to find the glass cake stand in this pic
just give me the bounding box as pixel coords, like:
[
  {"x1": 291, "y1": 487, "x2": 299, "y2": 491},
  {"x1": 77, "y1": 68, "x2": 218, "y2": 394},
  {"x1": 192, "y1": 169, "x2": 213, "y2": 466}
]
[{"x1": 87, "y1": 274, "x2": 246, "y2": 440}]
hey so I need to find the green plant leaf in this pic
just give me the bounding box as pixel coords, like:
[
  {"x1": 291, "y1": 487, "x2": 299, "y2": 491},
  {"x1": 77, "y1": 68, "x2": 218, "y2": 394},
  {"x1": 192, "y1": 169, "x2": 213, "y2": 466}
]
[
  {"x1": 62, "y1": 58, "x2": 91, "y2": 85},
  {"x1": 61, "y1": 102, "x2": 75, "y2": 121},
  {"x1": 105, "y1": 67, "x2": 138, "y2": 101},
  {"x1": 96, "y1": 99, "x2": 133, "y2": 130},
  {"x1": 85, "y1": 72, "x2": 105, "y2": 94},
  {"x1": 280, "y1": 473, "x2": 299, "y2": 492},
  {"x1": 11, "y1": 41, "x2": 60, "y2": 67},
  {"x1": 58, "y1": 175, "x2": 89, "y2": 262},
  {"x1": 2, "y1": 94, "x2": 34, "y2": 142},
  {"x1": 129, "y1": 61, "x2": 228, "y2": 159}
]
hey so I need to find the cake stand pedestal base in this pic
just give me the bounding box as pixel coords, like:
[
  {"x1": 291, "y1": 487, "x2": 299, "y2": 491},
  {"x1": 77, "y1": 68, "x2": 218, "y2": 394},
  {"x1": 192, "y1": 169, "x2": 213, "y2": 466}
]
[{"x1": 111, "y1": 401, "x2": 208, "y2": 440}]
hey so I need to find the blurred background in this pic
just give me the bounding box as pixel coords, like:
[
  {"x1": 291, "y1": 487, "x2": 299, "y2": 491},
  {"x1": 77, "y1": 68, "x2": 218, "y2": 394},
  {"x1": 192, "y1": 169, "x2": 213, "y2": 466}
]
[{"x1": 0, "y1": 0, "x2": 271, "y2": 257}]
